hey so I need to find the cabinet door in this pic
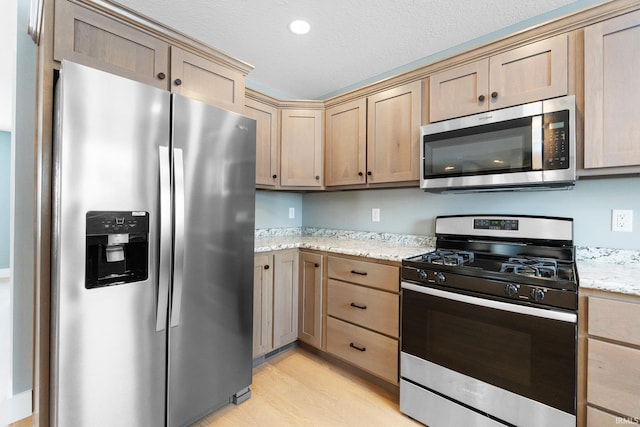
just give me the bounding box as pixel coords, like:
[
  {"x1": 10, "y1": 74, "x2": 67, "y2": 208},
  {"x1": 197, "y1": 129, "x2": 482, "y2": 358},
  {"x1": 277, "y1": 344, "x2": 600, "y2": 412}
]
[
  {"x1": 584, "y1": 11, "x2": 640, "y2": 168},
  {"x1": 367, "y1": 81, "x2": 422, "y2": 183},
  {"x1": 325, "y1": 98, "x2": 367, "y2": 186},
  {"x1": 280, "y1": 109, "x2": 324, "y2": 187},
  {"x1": 245, "y1": 98, "x2": 279, "y2": 187},
  {"x1": 253, "y1": 253, "x2": 273, "y2": 358},
  {"x1": 170, "y1": 46, "x2": 246, "y2": 113},
  {"x1": 298, "y1": 251, "x2": 324, "y2": 349},
  {"x1": 429, "y1": 60, "x2": 489, "y2": 122},
  {"x1": 54, "y1": 0, "x2": 169, "y2": 90},
  {"x1": 489, "y1": 34, "x2": 568, "y2": 110},
  {"x1": 273, "y1": 251, "x2": 299, "y2": 348}
]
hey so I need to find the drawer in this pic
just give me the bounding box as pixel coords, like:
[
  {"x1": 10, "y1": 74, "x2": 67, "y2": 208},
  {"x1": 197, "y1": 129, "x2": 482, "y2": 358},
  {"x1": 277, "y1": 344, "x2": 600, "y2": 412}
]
[
  {"x1": 588, "y1": 296, "x2": 640, "y2": 346},
  {"x1": 587, "y1": 405, "x2": 640, "y2": 427},
  {"x1": 327, "y1": 279, "x2": 398, "y2": 337},
  {"x1": 327, "y1": 256, "x2": 398, "y2": 292},
  {"x1": 326, "y1": 317, "x2": 398, "y2": 384},
  {"x1": 587, "y1": 338, "x2": 640, "y2": 419}
]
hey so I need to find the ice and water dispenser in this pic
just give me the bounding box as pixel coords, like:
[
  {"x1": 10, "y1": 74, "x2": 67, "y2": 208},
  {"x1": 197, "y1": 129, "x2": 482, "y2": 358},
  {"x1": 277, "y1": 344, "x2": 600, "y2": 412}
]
[{"x1": 85, "y1": 211, "x2": 149, "y2": 288}]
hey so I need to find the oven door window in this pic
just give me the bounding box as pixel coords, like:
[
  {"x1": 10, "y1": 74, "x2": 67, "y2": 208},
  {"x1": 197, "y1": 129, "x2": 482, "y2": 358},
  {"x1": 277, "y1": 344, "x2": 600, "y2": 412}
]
[
  {"x1": 424, "y1": 117, "x2": 535, "y2": 179},
  {"x1": 402, "y1": 288, "x2": 576, "y2": 415}
]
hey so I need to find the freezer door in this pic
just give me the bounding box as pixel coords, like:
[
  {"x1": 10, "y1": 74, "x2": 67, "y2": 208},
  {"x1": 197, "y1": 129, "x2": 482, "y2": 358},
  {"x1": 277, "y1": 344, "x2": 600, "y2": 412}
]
[
  {"x1": 168, "y1": 94, "x2": 256, "y2": 426},
  {"x1": 50, "y1": 61, "x2": 170, "y2": 427}
]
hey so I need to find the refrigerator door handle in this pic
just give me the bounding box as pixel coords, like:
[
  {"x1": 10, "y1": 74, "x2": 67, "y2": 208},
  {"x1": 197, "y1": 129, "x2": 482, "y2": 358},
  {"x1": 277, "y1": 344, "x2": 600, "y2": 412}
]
[
  {"x1": 156, "y1": 146, "x2": 171, "y2": 332},
  {"x1": 170, "y1": 147, "x2": 185, "y2": 328}
]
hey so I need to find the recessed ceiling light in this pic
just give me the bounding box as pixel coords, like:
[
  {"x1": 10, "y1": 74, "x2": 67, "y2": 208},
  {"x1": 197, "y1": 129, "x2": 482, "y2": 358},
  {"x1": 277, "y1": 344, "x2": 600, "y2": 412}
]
[{"x1": 289, "y1": 19, "x2": 310, "y2": 35}]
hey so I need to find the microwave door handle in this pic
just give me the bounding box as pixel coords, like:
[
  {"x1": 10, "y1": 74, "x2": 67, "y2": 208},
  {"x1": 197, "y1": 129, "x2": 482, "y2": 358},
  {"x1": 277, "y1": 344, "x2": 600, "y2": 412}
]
[{"x1": 531, "y1": 115, "x2": 543, "y2": 170}]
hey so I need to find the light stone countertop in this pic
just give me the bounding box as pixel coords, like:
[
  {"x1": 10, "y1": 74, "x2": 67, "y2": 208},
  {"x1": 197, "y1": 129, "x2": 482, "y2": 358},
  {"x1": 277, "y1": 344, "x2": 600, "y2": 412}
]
[{"x1": 254, "y1": 228, "x2": 640, "y2": 296}]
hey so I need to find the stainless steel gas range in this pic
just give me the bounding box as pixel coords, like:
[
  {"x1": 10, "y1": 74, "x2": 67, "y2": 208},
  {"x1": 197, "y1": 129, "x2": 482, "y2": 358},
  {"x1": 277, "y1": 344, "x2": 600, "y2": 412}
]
[{"x1": 400, "y1": 215, "x2": 578, "y2": 427}]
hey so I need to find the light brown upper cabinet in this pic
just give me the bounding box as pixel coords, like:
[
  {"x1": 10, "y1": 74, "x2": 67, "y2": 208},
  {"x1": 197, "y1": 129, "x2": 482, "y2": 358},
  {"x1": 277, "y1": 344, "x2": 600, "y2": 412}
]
[
  {"x1": 245, "y1": 96, "x2": 280, "y2": 187},
  {"x1": 325, "y1": 98, "x2": 367, "y2": 186},
  {"x1": 280, "y1": 108, "x2": 324, "y2": 188},
  {"x1": 584, "y1": 10, "x2": 640, "y2": 169},
  {"x1": 429, "y1": 34, "x2": 568, "y2": 122},
  {"x1": 366, "y1": 81, "x2": 422, "y2": 184},
  {"x1": 170, "y1": 47, "x2": 245, "y2": 114},
  {"x1": 54, "y1": 0, "x2": 170, "y2": 89},
  {"x1": 54, "y1": 0, "x2": 247, "y2": 113}
]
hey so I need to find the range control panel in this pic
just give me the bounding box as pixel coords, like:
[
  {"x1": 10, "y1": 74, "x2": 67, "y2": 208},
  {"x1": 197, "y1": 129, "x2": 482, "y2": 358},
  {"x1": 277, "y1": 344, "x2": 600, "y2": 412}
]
[{"x1": 474, "y1": 219, "x2": 519, "y2": 231}]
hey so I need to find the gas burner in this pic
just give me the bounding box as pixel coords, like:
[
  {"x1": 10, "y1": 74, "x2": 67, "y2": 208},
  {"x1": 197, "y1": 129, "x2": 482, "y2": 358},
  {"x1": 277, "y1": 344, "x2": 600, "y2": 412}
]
[
  {"x1": 500, "y1": 257, "x2": 558, "y2": 278},
  {"x1": 423, "y1": 250, "x2": 475, "y2": 266}
]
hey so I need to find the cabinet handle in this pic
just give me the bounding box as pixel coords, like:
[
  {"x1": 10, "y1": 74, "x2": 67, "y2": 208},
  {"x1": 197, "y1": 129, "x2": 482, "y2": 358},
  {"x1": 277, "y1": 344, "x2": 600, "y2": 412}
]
[
  {"x1": 358, "y1": 171, "x2": 363, "y2": 177},
  {"x1": 314, "y1": 263, "x2": 319, "y2": 268},
  {"x1": 491, "y1": 91, "x2": 498, "y2": 99},
  {"x1": 272, "y1": 174, "x2": 277, "y2": 179},
  {"x1": 157, "y1": 72, "x2": 166, "y2": 80},
  {"x1": 367, "y1": 171, "x2": 372, "y2": 176},
  {"x1": 478, "y1": 94, "x2": 485, "y2": 102},
  {"x1": 174, "y1": 78, "x2": 183, "y2": 86},
  {"x1": 350, "y1": 302, "x2": 367, "y2": 310},
  {"x1": 264, "y1": 265, "x2": 270, "y2": 270},
  {"x1": 350, "y1": 270, "x2": 367, "y2": 276},
  {"x1": 349, "y1": 343, "x2": 366, "y2": 352},
  {"x1": 315, "y1": 175, "x2": 320, "y2": 180}
]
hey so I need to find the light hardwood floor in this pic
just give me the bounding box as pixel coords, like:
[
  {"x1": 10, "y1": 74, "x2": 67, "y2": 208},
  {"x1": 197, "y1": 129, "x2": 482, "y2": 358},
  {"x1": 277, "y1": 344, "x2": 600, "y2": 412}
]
[{"x1": 197, "y1": 346, "x2": 422, "y2": 427}]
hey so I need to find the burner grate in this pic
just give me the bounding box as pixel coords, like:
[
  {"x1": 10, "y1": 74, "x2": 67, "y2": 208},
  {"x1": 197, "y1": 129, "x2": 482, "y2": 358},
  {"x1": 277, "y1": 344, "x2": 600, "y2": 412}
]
[
  {"x1": 500, "y1": 257, "x2": 558, "y2": 278},
  {"x1": 423, "y1": 250, "x2": 475, "y2": 266}
]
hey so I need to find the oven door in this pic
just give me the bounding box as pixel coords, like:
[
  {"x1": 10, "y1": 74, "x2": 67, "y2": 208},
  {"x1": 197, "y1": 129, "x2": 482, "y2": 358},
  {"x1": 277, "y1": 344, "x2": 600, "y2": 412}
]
[{"x1": 400, "y1": 282, "x2": 576, "y2": 427}]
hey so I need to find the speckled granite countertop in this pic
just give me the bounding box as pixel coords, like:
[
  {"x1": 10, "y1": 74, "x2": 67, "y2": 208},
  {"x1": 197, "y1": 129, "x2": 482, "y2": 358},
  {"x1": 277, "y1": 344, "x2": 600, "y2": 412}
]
[{"x1": 255, "y1": 228, "x2": 640, "y2": 296}]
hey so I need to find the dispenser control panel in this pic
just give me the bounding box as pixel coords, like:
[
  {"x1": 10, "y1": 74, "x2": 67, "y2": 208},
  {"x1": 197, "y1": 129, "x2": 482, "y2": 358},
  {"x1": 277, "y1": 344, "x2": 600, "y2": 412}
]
[{"x1": 85, "y1": 211, "x2": 149, "y2": 289}]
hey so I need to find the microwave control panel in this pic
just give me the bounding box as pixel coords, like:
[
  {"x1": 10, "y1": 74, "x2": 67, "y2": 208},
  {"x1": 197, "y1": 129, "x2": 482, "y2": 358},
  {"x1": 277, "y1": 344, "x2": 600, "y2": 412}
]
[{"x1": 543, "y1": 110, "x2": 570, "y2": 170}]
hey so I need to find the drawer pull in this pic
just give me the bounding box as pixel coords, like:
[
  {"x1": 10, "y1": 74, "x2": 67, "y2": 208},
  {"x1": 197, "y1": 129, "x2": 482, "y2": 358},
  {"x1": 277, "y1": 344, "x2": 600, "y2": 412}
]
[
  {"x1": 349, "y1": 342, "x2": 366, "y2": 352},
  {"x1": 350, "y1": 302, "x2": 367, "y2": 310},
  {"x1": 350, "y1": 270, "x2": 368, "y2": 276}
]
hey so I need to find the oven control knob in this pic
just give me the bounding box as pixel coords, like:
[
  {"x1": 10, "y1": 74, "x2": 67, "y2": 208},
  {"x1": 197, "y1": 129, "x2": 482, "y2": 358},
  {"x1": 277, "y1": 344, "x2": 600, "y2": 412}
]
[
  {"x1": 435, "y1": 272, "x2": 446, "y2": 284},
  {"x1": 530, "y1": 288, "x2": 546, "y2": 302},
  {"x1": 504, "y1": 284, "x2": 519, "y2": 297},
  {"x1": 418, "y1": 269, "x2": 428, "y2": 280}
]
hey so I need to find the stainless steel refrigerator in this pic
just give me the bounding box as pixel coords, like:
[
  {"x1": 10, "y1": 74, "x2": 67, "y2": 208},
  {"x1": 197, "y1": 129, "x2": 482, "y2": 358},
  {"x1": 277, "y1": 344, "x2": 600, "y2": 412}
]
[{"x1": 50, "y1": 60, "x2": 256, "y2": 426}]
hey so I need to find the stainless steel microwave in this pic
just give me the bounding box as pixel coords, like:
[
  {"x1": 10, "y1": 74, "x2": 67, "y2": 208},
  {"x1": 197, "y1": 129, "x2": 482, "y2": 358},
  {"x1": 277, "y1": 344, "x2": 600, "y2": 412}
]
[{"x1": 420, "y1": 95, "x2": 576, "y2": 192}]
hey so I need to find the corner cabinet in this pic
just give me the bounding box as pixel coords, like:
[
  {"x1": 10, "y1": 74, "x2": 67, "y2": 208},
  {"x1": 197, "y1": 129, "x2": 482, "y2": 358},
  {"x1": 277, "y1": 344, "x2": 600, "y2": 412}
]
[
  {"x1": 280, "y1": 108, "x2": 324, "y2": 188},
  {"x1": 253, "y1": 251, "x2": 299, "y2": 358},
  {"x1": 54, "y1": 0, "x2": 249, "y2": 113},
  {"x1": 298, "y1": 251, "x2": 325, "y2": 349},
  {"x1": 325, "y1": 98, "x2": 367, "y2": 186},
  {"x1": 583, "y1": 10, "x2": 640, "y2": 170},
  {"x1": 429, "y1": 34, "x2": 568, "y2": 122}
]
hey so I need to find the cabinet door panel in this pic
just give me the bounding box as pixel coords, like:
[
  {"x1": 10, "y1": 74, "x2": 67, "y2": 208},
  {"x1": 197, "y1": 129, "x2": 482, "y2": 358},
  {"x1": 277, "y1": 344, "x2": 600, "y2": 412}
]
[
  {"x1": 170, "y1": 47, "x2": 245, "y2": 113},
  {"x1": 298, "y1": 252, "x2": 324, "y2": 349},
  {"x1": 273, "y1": 251, "x2": 299, "y2": 347},
  {"x1": 245, "y1": 98, "x2": 279, "y2": 186},
  {"x1": 429, "y1": 60, "x2": 489, "y2": 122},
  {"x1": 253, "y1": 254, "x2": 273, "y2": 358},
  {"x1": 54, "y1": 0, "x2": 169, "y2": 89},
  {"x1": 280, "y1": 109, "x2": 324, "y2": 187},
  {"x1": 367, "y1": 81, "x2": 421, "y2": 183},
  {"x1": 584, "y1": 10, "x2": 640, "y2": 168},
  {"x1": 489, "y1": 34, "x2": 567, "y2": 110},
  {"x1": 325, "y1": 99, "x2": 367, "y2": 186}
]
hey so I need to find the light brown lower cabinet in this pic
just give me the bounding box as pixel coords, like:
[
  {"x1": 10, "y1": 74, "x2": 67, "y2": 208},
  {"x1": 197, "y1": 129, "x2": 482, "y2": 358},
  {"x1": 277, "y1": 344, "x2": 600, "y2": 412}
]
[
  {"x1": 325, "y1": 255, "x2": 400, "y2": 384},
  {"x1": 298, "y1": 250, "x2": 325, "y2": 349},
  {"x1": 579, "y1": 290, "x2": 640, "y2": 427}
]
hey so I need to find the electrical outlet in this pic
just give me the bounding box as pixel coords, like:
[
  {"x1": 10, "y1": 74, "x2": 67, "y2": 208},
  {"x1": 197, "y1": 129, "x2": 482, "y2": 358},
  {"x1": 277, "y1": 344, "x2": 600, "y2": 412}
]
[
  {"x1": 372, "y1": 208, "x2": 380, "y2": 222},
  {"x1": 288, "y1": 207, "x2": 295, "y2": 219},
  {"x1": 612, "y1": 209, "x2": 633, "y2": 232}
]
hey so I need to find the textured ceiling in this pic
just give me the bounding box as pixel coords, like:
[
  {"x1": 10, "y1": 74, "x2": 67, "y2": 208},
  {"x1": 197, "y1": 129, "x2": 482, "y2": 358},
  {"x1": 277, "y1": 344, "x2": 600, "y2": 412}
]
[{"x1": 112, "y1": 0, "x2": 603, "y2": 100}]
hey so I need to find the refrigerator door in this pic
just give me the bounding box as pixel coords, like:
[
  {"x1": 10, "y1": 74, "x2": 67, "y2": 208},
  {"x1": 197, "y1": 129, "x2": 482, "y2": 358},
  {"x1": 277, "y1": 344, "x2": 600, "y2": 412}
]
[
  {"x1": 168, "y1": 94, "x2": 256, "y2": 426},
  {"x1": 51, "y1": 61, "x2": 170, "y2": 427}
]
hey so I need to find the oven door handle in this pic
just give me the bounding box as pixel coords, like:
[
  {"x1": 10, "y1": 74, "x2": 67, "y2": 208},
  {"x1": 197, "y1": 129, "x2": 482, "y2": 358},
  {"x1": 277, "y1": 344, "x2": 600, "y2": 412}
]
[{"x1": 401, "y1": 282, "x2": 577, "y2": 323}]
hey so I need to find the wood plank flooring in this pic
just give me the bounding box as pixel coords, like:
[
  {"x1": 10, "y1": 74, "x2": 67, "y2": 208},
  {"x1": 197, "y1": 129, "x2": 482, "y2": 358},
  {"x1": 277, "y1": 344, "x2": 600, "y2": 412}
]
[{"x1": 197, "y1": 346, "x2": 422, "y2": 427}]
